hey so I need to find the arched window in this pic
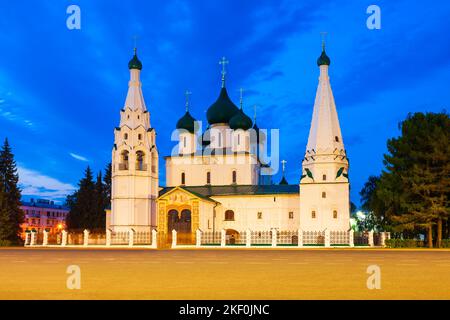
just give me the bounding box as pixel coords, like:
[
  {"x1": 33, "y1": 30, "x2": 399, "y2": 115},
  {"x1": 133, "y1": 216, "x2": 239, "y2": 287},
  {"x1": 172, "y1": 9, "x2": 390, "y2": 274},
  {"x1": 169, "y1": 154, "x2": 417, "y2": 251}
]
[
  {"x1": 136, "y1": 151, "x2": 146, "y2": 171},
  {"x1": 181, "y1": 172, "x2": 186, "y2": 185},
  {"x1": 311, "y1": 210, "x2": 316, "y2": 219},
  {"x1": 333, "y1": 210, "x2": 338, "y2": 219},
  {"x1": 232, "y1": 170, "x2": 237, "y2": 184},
  {"x1": 120, "y1": 150, "x2": 129, "y2": 170},
  {"x1": 206, "y1": 171, "x2": 211, "y2": 184},
  {"x1": 225, "y1": 210, "x2": 234, "y2": 221}
]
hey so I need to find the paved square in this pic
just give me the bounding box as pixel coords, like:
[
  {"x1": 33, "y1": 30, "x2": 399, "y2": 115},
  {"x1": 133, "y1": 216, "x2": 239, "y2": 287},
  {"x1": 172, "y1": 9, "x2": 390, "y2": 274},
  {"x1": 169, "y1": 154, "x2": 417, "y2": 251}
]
[{"x1": 0, "y1": 248, "x2": 449, "y2": 299}]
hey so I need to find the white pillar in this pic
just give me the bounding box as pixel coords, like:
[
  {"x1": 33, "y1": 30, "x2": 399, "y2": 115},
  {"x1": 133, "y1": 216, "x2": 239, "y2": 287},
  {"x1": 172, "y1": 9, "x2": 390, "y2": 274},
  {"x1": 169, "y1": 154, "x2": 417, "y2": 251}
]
[
  {"x1": 129, "y1": 229, "x2": 135, "y2": 247},
  {"x1": 271, "y1": 229, "x2": 277, "y2": 247},
  {"x1": 298, "y1": 230, "x2": 303, "y2": 247},
  {"x1": 220, "y1": 229, "x2": 226, "y2": 247},
  {"x1": 43, "y1": 230, "x2": 49, "y2": 246},
  {"x1": 196, "y1": 229, "x2": 202, "y2": 247},
  {"x1": 61, "y1": 230, "x2": 67, "y2": 246},
  {"x1": 30, "y1": 232, "x2": 36, "y2": 246},
  {"x1": 349, "y1": 230, "x2": 355, "y2": 247},
  {"x1": 324, "y1": 229, "x2": 330, "y2": 248},
  {"x1": 368, "y1": 231, "x2": 374, "y2": 247},
  {"x1": 106, "y1": 229, "x2": 112, "y2": 246},
  {"x1": 172, "y1": 229, "x2": 177, "y2": 248},
  {"x1": 83, "y1": 229, "x2": 89, "y2": 247},
  {"x1": 24, "y1": 232, "x2": 30, "y2": 246},
  {"x1": 246, "y1": 229, "x2": 251, "y2": 247},
  {"x1": 380, "y1": 232, "x2": 386, "y2": 247},
  {"x1": 151, "y1": 229, "x2": 158, "y2": 248}
]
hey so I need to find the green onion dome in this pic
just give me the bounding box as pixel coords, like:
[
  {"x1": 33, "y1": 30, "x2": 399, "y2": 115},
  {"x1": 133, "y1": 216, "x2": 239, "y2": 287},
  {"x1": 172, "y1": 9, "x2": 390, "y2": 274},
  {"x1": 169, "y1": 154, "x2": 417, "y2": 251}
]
[
  {"x1": 317, "y1": 48, "x2": 330, "y2": 67},
  {"x1": 229, "y1": 108, "x2": 253, "y2": 130},
  {"x1": 176, "y1": 111, "x2": 196, "y2": 134},
  {"x1": 206, "y1": 87, "x2": 239, "y2": 125},
  {"x1": 128, "y1": 49, "x2": 142, "y2": 70}
]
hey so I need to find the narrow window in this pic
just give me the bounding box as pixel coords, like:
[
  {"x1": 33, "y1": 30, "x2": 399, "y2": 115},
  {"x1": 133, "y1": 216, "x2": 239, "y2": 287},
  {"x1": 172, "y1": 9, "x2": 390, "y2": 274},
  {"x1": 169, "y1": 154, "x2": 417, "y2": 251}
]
[
  {"x1": 206, "y1": 172, "x2": 211, "y2": 184},
  {"x1": 322, "y1": 192, "x2": 326, "y2": 198},
  {"x1": 289, "y1": 212, "x2": 294, "y2": 219},
  {"x1": 232, "y1": 170, "x2": 237, "y2": 184},
  {"x1": 333, "y1": 210, "x2": 338, "y2": 219},
  {"x1": 225, "y1": 210, "x2": 234, "y2": 221},
  {"x1": 312, "y1": 211, "x2": 316, "y2": 219},
  {"x1": 257, "y1": 212, "x2": 262, "y2": 219},
  {"x1": 181, "y1": 172, "x2": 186, "y2": 185}
]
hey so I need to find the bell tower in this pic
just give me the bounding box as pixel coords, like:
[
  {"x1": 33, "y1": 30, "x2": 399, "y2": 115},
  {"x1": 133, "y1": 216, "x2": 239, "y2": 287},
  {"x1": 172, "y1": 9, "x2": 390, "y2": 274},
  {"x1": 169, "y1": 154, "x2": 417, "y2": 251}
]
[
  {"x1": 299, "y1": 42, "x2": 350, "y2": 232},
  {"x1": 110, "y1": 49, "x2": 159, "y2": 232}
]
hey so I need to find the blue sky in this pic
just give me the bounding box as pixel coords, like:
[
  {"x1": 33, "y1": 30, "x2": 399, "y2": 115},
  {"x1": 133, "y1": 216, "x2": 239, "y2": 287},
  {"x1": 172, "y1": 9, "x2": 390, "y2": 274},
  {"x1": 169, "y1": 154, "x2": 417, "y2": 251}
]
[{"x1": 0, "y1": 0, "x2": 449, "y2": 205}]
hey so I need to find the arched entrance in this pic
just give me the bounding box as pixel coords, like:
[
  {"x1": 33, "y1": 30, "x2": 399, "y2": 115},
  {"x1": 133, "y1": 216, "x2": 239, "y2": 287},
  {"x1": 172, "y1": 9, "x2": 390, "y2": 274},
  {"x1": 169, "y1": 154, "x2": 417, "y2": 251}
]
[
  {"x1": 226, "y1": 229, "x2": 240, "y2": 245},
  {"x1": 167, "y1": 209, "x2": 193, "y2": 245}
]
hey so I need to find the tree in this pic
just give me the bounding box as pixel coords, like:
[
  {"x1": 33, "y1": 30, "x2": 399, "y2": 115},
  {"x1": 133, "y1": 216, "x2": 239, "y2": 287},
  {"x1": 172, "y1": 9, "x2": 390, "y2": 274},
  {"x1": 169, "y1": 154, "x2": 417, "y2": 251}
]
[
  {"x1": 370, "y1": 112, "x2": 450, "y2": 247},
  {"x1": 0, "y1": 138, "x2": 24, "y2": 244},
  {"x1": 103, "y1": 163, "x2": 112, "y2": 206},
  {"x1": 66, "y1": 166, "x2": 109, "y2": 231}
]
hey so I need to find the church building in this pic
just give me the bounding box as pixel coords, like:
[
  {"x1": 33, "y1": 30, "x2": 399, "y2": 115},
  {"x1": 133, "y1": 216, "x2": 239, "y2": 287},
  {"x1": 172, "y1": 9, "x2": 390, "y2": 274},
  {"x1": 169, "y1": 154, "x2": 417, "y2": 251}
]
[{"x1": 108, "y1": 44, "x2": 350, "y2": 245}]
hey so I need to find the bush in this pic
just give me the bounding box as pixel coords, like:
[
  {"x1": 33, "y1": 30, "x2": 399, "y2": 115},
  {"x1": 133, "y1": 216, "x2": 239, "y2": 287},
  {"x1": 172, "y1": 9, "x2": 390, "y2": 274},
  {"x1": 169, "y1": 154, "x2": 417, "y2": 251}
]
[
  {"x1": 0, "y1": 240, "x2": 14, "y2": 247},
  {"x1": 385, "y1": 239, "x2": 425, "y2": 248},
  {"x1": 440, "y1": 239, "x2": 450, "y2": 248}
]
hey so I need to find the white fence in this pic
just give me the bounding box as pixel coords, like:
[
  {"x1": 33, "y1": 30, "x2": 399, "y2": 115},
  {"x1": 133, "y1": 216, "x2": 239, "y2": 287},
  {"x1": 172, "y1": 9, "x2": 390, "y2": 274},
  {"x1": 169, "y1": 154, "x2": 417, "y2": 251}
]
[
  {"x1": 171, "y1": 229, "x2": 391, "y2": 248},
  {"x1": 24, "y1": 229, "x2": 158, "y2": 248}
]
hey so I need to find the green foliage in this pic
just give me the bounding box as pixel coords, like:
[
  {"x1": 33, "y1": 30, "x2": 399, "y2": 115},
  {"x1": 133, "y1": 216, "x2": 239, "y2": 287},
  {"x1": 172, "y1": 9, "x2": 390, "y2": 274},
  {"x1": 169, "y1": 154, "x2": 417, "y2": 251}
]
[
  {"x1": 0, "y1": 138, "x2": 24, "y2": 245},
  {"x1": 66, "y1": 166, "x2": 108, "y2": 230},
  {"x1": 360, "y1": 112, "x2": 450, "y2": 245},
  {"x1": 385, "y1": 239, "x2": 426, "y2": 248}
]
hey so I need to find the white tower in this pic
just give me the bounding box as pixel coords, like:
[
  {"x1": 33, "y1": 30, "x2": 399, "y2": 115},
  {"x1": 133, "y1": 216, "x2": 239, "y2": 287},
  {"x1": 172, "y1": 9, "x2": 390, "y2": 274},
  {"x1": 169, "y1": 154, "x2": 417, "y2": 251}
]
[
  {"x1": 299, "y1": 43, "x2": 350, "y2": 232},
  {"x1": 110, "y1": 49, "x2": 159, "y2": 232}
]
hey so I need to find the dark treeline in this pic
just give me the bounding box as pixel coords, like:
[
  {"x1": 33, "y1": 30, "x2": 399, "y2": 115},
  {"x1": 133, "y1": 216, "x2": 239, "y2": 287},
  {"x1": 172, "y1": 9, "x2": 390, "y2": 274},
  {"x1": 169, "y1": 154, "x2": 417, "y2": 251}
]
[
  {"x1": 0, "y1": 139, "x2": 24, "y2": 245},
  {"x1": 359, "y1": 112, "x2": 450, "y2": 247},
  {"x1": 65, "y1": 163, "x2": 112, "y2": 231}
]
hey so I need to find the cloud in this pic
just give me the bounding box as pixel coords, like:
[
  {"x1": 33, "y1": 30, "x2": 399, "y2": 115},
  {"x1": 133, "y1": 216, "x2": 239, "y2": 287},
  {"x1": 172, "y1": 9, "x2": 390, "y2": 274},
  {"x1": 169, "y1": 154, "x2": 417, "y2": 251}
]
[
  {"x1": 69, "y1": 153, "x2": 88, "y2": 162},
  {"x1": 18, "y1": 166, "x2": 76, "y2": 202}
]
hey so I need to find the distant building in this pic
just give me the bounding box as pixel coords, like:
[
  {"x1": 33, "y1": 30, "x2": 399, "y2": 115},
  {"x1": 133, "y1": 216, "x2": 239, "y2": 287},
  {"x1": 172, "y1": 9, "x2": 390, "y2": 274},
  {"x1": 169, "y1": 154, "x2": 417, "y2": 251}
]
[{"x1": 20, "y1": 199, "x2": 69, "y2": 237}]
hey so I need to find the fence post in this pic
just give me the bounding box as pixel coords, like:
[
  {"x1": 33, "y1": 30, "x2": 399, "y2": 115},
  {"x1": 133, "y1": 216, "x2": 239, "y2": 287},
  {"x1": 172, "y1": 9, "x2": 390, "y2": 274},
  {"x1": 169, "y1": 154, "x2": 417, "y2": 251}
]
[
  {"x1": 246, "y1": 229, "x2": 251, "y2": 247},
  {"x1": 368, "y1": 231, "x2": 374, "y2": 247},
  {"x1": 324, "y1": 229, "x2": 330, "y2": 248},
  {"x1": 61, "y1": 230, "x2": 67, "y2": 246},
  {"x1": 380, "y1": 232, "x2": 386, "y2": 247},
  {"x1": 83, "y1": 229, "x2": 89, "y2": 247},
  {"x1": 271, "y1": 229, "x2": 277, "y2": 247},
  {"x1": 129, "y1": 229, "x2": 135, "y2": 247},
  {"x1": 172, "y1": 229, "x2": 177, "y2": 248},
  {"x1": 43, "y1": 230, "x2": 49, "y2": 246},
  {"x1": 24, "y1": 232, "x2": 30, "y2": 246},
  {"x1": 196, "y1": 229, "x2": 202, "y2": 248},
  {"x1": 298, "y1": 230, "x2": 303, "y2": 247},
  {"x1": 106, "y1": 229, "x2": 112, "y2": 246},
  {"x1": 30, "y1": 231, "x2": 36, "y2": 246},
  {"x1": 151, "y1": 229, "x2": 158, "y2": 248},
  {"x1": 349, "y1": 230, "x2": 355, "y2": 247},
  {"x1": 220, "y1": 229, "x2": 226, "y2": 247}
]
